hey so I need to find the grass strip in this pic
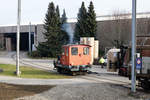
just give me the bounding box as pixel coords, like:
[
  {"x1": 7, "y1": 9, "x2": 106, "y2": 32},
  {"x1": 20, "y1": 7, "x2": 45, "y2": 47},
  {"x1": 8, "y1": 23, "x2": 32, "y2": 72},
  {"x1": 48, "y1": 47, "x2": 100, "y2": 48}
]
[{"x1": 0, "y1": 64, "x2": 71, "y2": 79}]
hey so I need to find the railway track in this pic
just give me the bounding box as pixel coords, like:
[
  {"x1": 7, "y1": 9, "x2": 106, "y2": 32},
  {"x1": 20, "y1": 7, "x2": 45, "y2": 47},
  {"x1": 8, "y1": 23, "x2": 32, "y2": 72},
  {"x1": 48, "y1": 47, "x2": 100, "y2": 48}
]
[
  {"x1": 10, "y1": 52, "x2": 132, "y2": 88},
  {"x1": 11, "y1": 52, "x2": 55, "y2": 72},
  {"x1": 80, "y1": 75, "x2": 134, "y2": 90},
  {"x1": 81, "y1": 75, "x2": 130, "y2": 84}
]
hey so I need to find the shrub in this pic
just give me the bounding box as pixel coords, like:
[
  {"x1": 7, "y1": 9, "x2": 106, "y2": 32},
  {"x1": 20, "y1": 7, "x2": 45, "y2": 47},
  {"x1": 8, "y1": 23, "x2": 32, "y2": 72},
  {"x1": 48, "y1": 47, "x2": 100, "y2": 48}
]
[{"x1": 29, "y1": 51, "x2": 41, "y2": 57}]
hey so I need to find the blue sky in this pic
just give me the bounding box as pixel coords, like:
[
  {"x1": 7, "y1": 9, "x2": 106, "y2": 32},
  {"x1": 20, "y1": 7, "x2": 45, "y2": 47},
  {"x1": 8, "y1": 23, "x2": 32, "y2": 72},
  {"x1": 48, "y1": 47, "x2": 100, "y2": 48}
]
[{"x1": 0, "y1": 0, "x2": 150, "y2": 25}]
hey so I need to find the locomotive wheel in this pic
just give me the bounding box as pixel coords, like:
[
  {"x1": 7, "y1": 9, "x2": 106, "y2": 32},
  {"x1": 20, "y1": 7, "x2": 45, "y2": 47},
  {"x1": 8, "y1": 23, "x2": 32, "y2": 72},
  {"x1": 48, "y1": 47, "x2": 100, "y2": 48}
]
[
  {"x1": 71, "y1": 72, "x2": 77, "y2": 76},
  {"x1": 57, "y1": 68, "x2": 62, "y2": 74},
  {"x1": 79, "y1": 71, "x2": 83, "y2": 75},
  {"x1": 81, "y1": 71, "x2": 87, "y2": 75},
  {"x1": 83, "y1": 71, "x2": 88, "y2": 75},
  {"x1": 78, "y1": 71, "x2": 88, "y2": 75}
]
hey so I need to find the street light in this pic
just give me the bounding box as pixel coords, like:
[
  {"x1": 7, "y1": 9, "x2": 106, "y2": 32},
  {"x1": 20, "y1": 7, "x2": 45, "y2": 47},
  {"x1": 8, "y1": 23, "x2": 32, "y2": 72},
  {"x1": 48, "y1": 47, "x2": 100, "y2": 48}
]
[
  {"x1": 16, "y1": 0, "x2": 21, "y2": 76},
  {"x1": 29, "y1": 22, "x2": 31, "y2": 54},
  {"x1": 131, "y1": 0, "x2": 136, "y2": 92}
]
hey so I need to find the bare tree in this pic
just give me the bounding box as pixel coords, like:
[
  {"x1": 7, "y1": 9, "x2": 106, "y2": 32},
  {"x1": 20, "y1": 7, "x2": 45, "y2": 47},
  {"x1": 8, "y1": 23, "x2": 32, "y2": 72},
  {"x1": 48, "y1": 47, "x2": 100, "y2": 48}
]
[
  {"x1": 98, "y1": 11, "x2": 131, "y2": 49},
  {"x1": 97, "y1": 11, "x2": 150, "y2": 51},
  {"x1": 137, "y1": 18, "x2": 150, "y2": 35}
]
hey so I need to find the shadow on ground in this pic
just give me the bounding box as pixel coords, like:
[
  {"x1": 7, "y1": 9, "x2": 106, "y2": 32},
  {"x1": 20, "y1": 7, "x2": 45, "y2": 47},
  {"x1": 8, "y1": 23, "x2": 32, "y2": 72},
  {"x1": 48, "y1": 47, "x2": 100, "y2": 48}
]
[{"x1": 110, "y1": 83, "x2": 150, "y2": 99}]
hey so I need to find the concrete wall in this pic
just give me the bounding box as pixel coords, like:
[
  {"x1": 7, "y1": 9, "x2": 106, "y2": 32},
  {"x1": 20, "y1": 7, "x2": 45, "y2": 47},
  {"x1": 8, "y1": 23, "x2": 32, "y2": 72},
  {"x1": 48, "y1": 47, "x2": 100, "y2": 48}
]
[
  {"x1": 0, "y1": 34, "x2": 4, "y2": 49},
  {"x1": 0, "y1": 25, "x2": 36, "y2": 33},
  {"x1": 36, "y1": 24, "x2": 46, "y2": 46},
  {"x1": 5, "y1": 38, "x2": 12, "y2": 51}
]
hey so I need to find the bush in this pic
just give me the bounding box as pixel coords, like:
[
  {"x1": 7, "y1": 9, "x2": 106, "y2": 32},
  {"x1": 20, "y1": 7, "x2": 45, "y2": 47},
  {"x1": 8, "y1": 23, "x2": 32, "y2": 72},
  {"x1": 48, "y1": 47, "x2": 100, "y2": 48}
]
[{"x1": 29, "y1": 51, "x2": 41, "y2": 57}]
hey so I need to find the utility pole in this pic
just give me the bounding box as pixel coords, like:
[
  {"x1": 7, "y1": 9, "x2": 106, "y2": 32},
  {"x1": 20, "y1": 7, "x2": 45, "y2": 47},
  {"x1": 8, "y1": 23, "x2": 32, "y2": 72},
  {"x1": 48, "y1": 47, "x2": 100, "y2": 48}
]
[
  {"x1": 29, "y1": 22, "x2": 31, "y2": 54},
  {"x1": 16, "y1": 0, "x2": 21, "y2": 76},
  {"x1": 131, "y1": 0, "x2": 136, "y2": 92}
]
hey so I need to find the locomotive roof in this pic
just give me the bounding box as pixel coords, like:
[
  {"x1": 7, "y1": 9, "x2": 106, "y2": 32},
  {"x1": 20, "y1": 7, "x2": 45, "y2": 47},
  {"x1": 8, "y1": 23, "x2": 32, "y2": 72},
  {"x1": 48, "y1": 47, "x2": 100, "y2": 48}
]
[{"x1": 63, "y1": 44, "x2": 91, "y2": 47}]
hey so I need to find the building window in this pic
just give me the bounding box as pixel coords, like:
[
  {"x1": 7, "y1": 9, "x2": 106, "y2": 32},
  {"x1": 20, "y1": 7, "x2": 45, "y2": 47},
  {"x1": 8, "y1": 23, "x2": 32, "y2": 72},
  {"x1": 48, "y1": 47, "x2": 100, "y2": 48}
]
[
  {"x1": 83, "y1": 47, "x2": 89, "y2": 55},
  {"x1": 71, "y1": 47, "x2": 78, "y2": 55}
]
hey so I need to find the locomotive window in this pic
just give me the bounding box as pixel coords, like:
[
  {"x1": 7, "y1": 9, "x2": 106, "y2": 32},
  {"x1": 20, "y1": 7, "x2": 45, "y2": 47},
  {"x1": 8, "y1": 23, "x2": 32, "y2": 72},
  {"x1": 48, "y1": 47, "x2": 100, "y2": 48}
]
[
  {"x1": 71, "y1": 47, "x2": 78, "y2": 55},
  {"x1": 83, "y1": 47, "x2": 89, "y2": 55}
]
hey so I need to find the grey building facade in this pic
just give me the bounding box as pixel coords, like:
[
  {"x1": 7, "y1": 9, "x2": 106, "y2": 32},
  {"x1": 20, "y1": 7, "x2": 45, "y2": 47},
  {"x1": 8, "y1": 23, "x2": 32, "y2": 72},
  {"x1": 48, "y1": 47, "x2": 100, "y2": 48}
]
[{"x1": 0, "y1": 24, "x2": 45, "y2": 51}]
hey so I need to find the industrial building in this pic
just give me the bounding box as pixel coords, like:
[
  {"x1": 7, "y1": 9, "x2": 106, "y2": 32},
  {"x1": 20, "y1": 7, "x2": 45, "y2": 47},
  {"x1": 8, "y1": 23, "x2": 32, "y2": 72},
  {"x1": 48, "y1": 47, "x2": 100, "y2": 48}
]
[
  {"x1": 0, "y1": 12, "x2": 150, "y2": 51},
  {"x1": 0, "y1": 24, "x2": 45, "y2": 51},
  {"x1": 0, "y1": 23, "x2": 76, "y2": 51}
]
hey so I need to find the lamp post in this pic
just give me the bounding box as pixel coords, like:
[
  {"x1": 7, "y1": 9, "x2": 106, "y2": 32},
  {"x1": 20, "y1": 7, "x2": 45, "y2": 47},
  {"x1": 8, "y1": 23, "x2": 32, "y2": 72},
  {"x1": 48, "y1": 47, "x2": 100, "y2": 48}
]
[
  {"x1": 29, "y1": 22, "x2": 31, "y2": 54},
  {"x1": 131, "y1": 0, "x2": 136, "y2": 92},
  {"x1": 16, "y1": 0, "x2": 21, "y2": 76}
]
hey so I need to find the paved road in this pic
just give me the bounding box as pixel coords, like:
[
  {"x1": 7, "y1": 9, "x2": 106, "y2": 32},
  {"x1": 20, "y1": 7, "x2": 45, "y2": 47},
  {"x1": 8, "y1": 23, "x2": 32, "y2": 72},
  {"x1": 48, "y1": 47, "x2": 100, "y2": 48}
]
[
  {"x1": 0, "y1": 51, "x2": 16, "y2": 65},
  {"x1": 0, "y1": 76, "x2": 94, "y2": 85},
  {"x1": 87, "y1": 65, "x2": 131, "y2": 84}
]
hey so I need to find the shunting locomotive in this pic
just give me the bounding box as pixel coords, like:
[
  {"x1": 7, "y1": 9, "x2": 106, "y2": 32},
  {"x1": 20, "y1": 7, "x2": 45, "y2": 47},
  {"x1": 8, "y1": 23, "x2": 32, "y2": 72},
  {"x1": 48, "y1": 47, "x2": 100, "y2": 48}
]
[{"x1": 54, "y1": 44, "x2": 92, "y2": 75}]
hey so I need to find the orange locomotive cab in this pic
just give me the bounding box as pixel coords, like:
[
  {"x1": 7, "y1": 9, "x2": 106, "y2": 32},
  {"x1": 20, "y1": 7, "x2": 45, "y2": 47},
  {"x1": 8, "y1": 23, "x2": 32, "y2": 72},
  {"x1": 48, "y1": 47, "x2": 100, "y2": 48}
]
[{"x1": 54, "y1": 44, "x2": 92, "y2": 75}]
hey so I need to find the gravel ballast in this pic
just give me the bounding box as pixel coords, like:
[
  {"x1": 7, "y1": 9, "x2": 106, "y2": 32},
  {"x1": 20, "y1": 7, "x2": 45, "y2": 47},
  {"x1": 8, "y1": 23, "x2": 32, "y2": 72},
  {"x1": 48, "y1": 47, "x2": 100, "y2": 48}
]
[{"x1": 15, "y1": 83, "x2": 150, "y2": 100}]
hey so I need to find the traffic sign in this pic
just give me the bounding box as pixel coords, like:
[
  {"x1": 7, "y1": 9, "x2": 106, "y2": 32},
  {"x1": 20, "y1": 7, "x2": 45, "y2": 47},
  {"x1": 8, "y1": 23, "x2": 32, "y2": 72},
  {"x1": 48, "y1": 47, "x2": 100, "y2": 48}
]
[{"x1": 136, "y1": 58, "x2": 142, "y2": 69}]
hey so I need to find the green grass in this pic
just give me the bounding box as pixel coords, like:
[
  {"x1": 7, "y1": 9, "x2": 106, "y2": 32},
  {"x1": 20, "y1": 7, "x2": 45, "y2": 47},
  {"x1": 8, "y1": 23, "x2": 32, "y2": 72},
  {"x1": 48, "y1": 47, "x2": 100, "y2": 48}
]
[
  {"x1": 27, "y1": 52, "x2": 57, "y2": 60},
  {"x1": 0, "y1": 64, "x2": 72, "y2": 79}
]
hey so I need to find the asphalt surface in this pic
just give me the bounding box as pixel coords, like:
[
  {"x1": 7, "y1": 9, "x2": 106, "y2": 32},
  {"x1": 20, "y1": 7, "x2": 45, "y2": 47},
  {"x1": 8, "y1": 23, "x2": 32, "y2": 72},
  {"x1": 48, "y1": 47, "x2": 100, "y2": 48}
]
[{"x1": 0, "y1": 51, "x2": 54, "y2": 70}]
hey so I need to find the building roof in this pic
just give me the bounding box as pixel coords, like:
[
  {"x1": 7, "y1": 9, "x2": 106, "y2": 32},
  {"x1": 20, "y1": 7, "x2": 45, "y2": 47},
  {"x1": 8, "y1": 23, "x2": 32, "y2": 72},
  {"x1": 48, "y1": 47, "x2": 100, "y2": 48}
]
[
  {"x1": 63, "y1": 44, "x2": 91, "y2": 47},
  {"x1": 0, "y1": 25, "x2": 36, "y2": 33}
]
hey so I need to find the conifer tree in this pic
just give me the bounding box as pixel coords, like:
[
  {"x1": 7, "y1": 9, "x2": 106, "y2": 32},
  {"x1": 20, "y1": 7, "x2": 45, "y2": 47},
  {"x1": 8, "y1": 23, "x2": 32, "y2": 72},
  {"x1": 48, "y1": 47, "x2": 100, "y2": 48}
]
[
  {"x1": 56, "y1": 5, "x2": 61, "y2": 27},
  {"x1": 86, "y1": 1, "x2": 97, "y2": 38},
  {"x1": 37, "y1": 2, "x2": 61, "y2": 57},
  {"x1": 61, "y1": 9, "x2": 67, "y2": 25},
  {"x1": 74, "y1": 2, "x2": 88, "y2": 41},
  {"x1": 60, "y1": 9, "x2": 69, "y2": 44}
]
